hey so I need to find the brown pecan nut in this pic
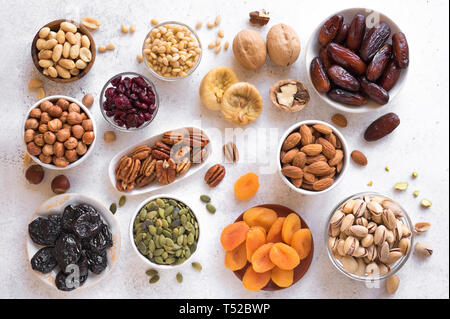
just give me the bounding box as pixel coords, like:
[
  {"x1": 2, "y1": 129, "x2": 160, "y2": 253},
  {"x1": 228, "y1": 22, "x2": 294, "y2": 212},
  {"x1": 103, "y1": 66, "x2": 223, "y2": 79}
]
[
  {"x1": 156, "y1": 158, "x2": 176, "y2": 185},
  {"x1": 162, "y1": 131, "x2": 184, "y2": 145},
  {"x1": 135, "y1": 172, "x2": 156, "y2": 188},
  {"x1": 115, "y1": 156, "x2": 141, "y2": 183},
  {"x1": 116, "y1": 179, "x2": 134, "y2": 192},
  {"x1": 191, "y1": 147, "x2": 209, "y2": 164},
  {"x1": 183, "y1": 128, "x2": 209, "y2": 148},
  {"x1": 249, "y1": 9, "x2": 270, "y2": 26},
  {"x1": 129, "y1": 145, "x2": 152, "y2": 160},
  {"x1": 204, "y1": 164, "x2": 225, "y2": 187},
  {"x1": 171, "y1": 143, "x2": 192, "y2": 163},
  {"x1": 176, "y1": 157, "x2": 191, "y2": 177},
  {"x1": 140, "y1": 156, "x2": 156, "y2": 176},
  {"x1": 223, "y1": 142, "x2": 239, "y2": 163},
  {"x1": 152, "y1": 141, "x2": 171, "y2": 160}
]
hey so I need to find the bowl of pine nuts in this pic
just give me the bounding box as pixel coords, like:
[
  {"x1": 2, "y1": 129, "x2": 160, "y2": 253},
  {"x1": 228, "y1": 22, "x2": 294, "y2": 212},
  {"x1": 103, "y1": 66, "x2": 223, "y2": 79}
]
[{"x1": 142, "y1": 21, "x2": 202, "y2": 81}]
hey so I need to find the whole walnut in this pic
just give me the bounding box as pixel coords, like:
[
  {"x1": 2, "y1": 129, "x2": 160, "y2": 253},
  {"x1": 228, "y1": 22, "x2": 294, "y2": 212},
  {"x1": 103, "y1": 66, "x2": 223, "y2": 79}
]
[
  {"x1": 48, "y1": 119, "x2": 62, "y2": 132},
  {"x1": 82, "y1": 131, "x2": 95, "y2": 145},
  {"x1": 54, "y1": 142, "x2": 65, "y2": 157},
  {"x1": 43, "y1": 131, "x2": 56, "y2": 145},
  {"x1": 64, "y1": 137, "x2": 78, "y2": 150},
  {"x1": 27, "y1": 142, "x2": 41, "y2": 156},
  {"x1": 266, "y1": 24, "x2": 301, "y2": 66},
  {"x1": 56, "y1": 98, "x2": 70, "y2": 111},
  {"x1": 65, "y1": 149, "x2": 79, "y2": 162},
  {"x1": 67, "y1": 112, "x2": 82, "y2": 125},
  {"x1": 56, "y1": 128, "x2": 71, "y2": 142},
  {"x1": 76, "y1": 142, "x2": 87, "y2": 155},
  {"x1": 232, "y1": 29, "x2": 267, "y2": 70}
]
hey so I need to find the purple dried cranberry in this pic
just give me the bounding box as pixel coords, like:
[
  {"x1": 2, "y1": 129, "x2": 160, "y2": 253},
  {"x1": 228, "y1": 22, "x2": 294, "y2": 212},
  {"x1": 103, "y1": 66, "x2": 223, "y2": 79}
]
[
  {"x1": 105, "y1": 87, "x2": 116, "y2": 99},
  {"x1": 111, "y1": 76, "x2": 122, "y2": 87},
  {"x1": 106, "y1": 111, "x2": 114, "y2": 117},
  {"x1": 134, "y1": 76, "x2": 147, "y2": 88},
  {"x1": 144, "y1": 113, "x2": 152, "y2": 121},
  {"x1": 126, "y1": 114, "x2": 138, "y2": 127},
  {"x1": 123, "y1": 77, "x2": 132, "y2": 89},
  {"x1": 117, "y1": 84, "x2": 126, "y2": 94},
  {"x1": 130, "y1": 94, "x2": 138, "y2": 100}
]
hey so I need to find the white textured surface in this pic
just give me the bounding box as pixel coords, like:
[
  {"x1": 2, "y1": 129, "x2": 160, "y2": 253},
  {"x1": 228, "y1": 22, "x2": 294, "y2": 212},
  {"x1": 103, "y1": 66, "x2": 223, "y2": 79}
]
[{"x1": 0, "y1": 0, "x2": 448, "y2": 299}]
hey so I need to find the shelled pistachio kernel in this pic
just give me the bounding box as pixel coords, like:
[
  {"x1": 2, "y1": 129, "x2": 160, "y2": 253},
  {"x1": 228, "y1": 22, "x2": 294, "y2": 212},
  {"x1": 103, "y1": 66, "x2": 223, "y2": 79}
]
[
  {"x1": 191, "y1": 262, "x2": 202, "y2": 271},
  {"x1": 413, "y1": 190, "x2": 420, "y2": 197},
  {"x1": 420, "y1": 199, "x2": 432, "y2": 208},
  {"x1": 119, "y1": 195, "x2": 126, "y2": 207},
  {"x1": 394, "y1": 182, "x2": 408, "y2": 190}
]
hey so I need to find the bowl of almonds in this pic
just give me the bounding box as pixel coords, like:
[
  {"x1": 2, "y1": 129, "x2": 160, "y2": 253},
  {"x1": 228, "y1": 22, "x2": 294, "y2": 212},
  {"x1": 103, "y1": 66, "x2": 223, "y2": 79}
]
[
  {"x1": 31, "y1": 19, "x2": 96, "y2": 82},
  {"x1": 278, "y1": 120, "x2": 349, "y2": 195}
]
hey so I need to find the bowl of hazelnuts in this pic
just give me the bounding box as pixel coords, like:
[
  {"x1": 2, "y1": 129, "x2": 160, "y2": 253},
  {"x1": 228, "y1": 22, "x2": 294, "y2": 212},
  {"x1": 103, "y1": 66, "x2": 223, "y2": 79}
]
[{"x1": 23, "y1": 95, "x2": 96, "y2": 169}]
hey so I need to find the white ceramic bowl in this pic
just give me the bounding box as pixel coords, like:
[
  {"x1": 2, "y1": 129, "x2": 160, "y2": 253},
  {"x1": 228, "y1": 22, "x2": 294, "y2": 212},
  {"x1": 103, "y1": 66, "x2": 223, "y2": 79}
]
[
  {"x1": 277, "y1": 120, "x2": 350, "y2": 195},
  {"x1": 26, "y1": 193, "x2": 121, "y2": 292},
  {"x1": 129, "y1": 194, "x2": 201, "y2": 270},
  {"x1": 305, "y1": 8, "x2": 409, "y2": 113},
  {"x1": 23, "y1": 95, "x2": 97, "y2": 170}
]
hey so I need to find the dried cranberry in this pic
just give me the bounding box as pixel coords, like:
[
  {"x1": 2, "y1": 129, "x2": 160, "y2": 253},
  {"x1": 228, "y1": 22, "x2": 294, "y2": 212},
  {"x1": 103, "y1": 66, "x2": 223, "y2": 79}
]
[
  {"x1": 111, "y1": 76, "x2": 122, "y2": 87},
  {"x1": 144, "y1": 113, "x2": 152, "y2": 121}
]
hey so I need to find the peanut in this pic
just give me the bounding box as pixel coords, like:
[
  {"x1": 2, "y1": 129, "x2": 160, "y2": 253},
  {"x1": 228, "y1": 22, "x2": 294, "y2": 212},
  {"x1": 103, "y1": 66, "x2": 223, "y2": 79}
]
[
  {"x1": 106, "y1": 43, "x2": 115, "y2": 50},
  {"x1": 37, "y1": 88, "x2": 46, "y2": 100},
  {"x1": 121, "y1": 25, "x2": 129, "y2": 33},
  {"x1": 28, "y1": 79, "x2": 43, "y2": 89},
  {"x1": 195, "y1": 21, "x2": 202, "y2": 29}
]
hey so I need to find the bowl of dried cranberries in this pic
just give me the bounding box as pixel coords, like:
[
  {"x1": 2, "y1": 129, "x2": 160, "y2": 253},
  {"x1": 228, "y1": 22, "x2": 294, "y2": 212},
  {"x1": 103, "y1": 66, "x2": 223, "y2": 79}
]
[{"x1": 100, "y1": 72, "x2": 160, "y2": 132}]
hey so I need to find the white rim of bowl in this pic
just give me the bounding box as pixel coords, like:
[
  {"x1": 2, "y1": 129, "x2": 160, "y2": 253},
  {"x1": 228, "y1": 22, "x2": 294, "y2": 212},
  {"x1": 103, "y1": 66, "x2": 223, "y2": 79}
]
[
  {"x1": 23, "y1": 95, "x2": 97, "y2": 170},
  {"x1": 277, "y1": 120, "x2": 350, "y2": 195},
  {"x1": 129, "y1": 194, "x2": 201, "y2": 270}
]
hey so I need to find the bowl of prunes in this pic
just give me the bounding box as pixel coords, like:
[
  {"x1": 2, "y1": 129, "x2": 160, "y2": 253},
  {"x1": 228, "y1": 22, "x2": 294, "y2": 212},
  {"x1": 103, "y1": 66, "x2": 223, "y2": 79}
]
[{"x1": 26, "y1": 193, "x2": 121, "y2": 292}]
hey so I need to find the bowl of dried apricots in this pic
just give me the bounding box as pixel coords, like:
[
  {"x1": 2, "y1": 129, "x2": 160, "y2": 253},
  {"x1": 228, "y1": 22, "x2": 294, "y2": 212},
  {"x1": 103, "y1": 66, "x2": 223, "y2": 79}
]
[{"x1": 220, "y1": 204, "x2": 314, "y2": 291}]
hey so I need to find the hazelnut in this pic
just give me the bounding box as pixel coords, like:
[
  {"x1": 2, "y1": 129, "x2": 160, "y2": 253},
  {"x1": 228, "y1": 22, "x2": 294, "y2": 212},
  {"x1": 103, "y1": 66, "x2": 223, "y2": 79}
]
[
  {"x1": 49, "y1": 105, "x2": 63, "y2": 118},
  {"x1": 25, "y1": 165, "x2": 45, "y2": 184},
  {"x1": 39, "y1": 153, "x2": 52, "y2": 164},
  {"x1": 104, "y1": 131, "x2": 116, "y2": 143},
  {"x1": 82, "y1": 93, "x2": 94, "y2": 108},
  {"x1": 53, "y1": 157, "x2": 69, "y2": 168},
  {"x1": 24, "y1": 129, "x2": 35, "y2": 143},
  {"x1": 56, "y1": 128, "x2": 71, "y2": 142},
  {"x1": 81, "y1": 119, "x2": 93, "y2": 131},
  {"x1": 43, "y1": 131, "x2": 56, "y2": 145},
  {"x1": 29, "y1": 108, "x2": 42, "y2": 119},
  {"x1": 60, "y1": 111, "x2": 68, "y2": 123},
  {"x1": 38, "y1": 124, "x2": 48, "y2": 133},
  {"x1": 40, "y1": 112, "x2": 51, "y2": 124},
  {"x1": 25, "y1": 118, "x2": 39, "y2": 130},
  {"x1": 82, "y1": 131, "x2": 95, "y2": 145},
  {"x1": 56, "y1": 98, "x2": 70, "y2": 111},
  {"x1": 51, "y1": 175, "x2": 70, "y2": 193},
  {"x1": 76, "y1": 142, "x2": 87, "y2": 155},
  {"x1": 67, "y1": 112, "x2": 82, "y2": 125},
  {"x1": 65, "y1": 149, "x2": 79, "y2": 162},
  {"x1": 68, "y1": 103, "x2": 81, "y2": 113},
  {"x1": 40, "y1": 100, "x2": 53, "y2": 112},
  {"x1": 72, "y1": 125, "x2": 85, "y2": 139},
  {"x1": 54, "y1": 142, "x2": 65, "y2": 157},
  {"x1": 80, "y1": 113, "x2": 87, "y2": 121},
  {"x1": 64, "y1": 137, "x2": 78, "y2": 150},
  {"x1": 27, "y1": 142, "x2": 41, "y2": 156},
  {"x1": 48, "y1": 118, "x2": 62, "y2": 132},
  {"x1": 42, "y1": 144, "x2": 54, "y2": 156},
  {"x1": 34, "y1": 134, "x2": 45, "y2": 147}
]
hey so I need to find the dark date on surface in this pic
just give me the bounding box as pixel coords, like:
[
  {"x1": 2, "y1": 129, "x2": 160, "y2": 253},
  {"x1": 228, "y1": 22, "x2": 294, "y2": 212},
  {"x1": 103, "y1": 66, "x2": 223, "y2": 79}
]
[
  {"x1": 327, "y1": 65, "x2": 361, "y2": 92},
  {"x1": 392, "y1": 32, "x2": 409, "y2": 68},
  {"x1": 318, "y1": 14, "x2": 343, "y2": 46},
  {"x1": 328, "y1": 89, "x2": 368, "y2": 106},
  {"x1": 364, "y1": 112, "x2": 400, "y2": 141}
]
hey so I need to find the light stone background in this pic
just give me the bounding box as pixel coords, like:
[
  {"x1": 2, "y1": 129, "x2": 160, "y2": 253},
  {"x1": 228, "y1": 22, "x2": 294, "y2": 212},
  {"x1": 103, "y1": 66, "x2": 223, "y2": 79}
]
[{"x1": 0, "y1": 0, "x2": 448, "y2": 299}]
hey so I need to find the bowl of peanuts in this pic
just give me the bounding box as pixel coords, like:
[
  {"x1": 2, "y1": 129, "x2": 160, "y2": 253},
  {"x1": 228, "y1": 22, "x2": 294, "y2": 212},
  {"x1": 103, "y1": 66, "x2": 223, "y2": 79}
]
[
  {"x1": 31, "y1": 19, "x2": 96, "y2": 83},
  {"x1": 142, "y1": 21, "x2": 202, "y2": 81}
]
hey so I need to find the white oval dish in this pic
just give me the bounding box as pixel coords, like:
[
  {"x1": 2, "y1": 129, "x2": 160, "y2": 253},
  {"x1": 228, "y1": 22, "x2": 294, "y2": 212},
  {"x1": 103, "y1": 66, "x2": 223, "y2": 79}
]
[
  {"x1": 26, "y1": 193, "x2": 121, "y2": 292},
  {"x1": 305, "y1": 8, "x2": 409, "y2": 113},
  {"x1": 108, "y1": 126, "x2": 212, "y2": 196},
  {"x1": 129, "y1": 194, "x2": 201, "y2": 270},
  {"x1": 23, "y1": 95, "x2": 97, "y2": 170},
  {"x1": 277, "y1": 120, "x2": 350, "y2": 195}
]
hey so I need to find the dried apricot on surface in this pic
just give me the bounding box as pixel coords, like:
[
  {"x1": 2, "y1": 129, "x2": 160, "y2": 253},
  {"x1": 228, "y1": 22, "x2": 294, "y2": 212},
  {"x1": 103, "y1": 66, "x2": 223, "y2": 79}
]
[
  {"x1": 234, "y1": 172, "x2": 260, "y2": 200},
  {"x1": 271, "y1": 266, "x2": 294, "y2": 288},
  {"x1": 220, "y1": 221, "x2": 249, "y2": 251},
  {"x1": 225, "y1": 242, "x2": 247, "y2": 271},
  {"x1": 243, "y1": 207, "x2": 278, "y2": 232},
  {"x1": 251, "y1": 243, "x2": 275, "y2": 273},
  {"x1": 269, "y1": 242, "x2": 300, "y2": 270},
  {"x1": 291, "y1": 228, "x2": 312, "y2": 260},
  {"x1": 267, "y1": 217, "x2": 285, "y2": 243},
  {"x1": 246, "y1": 227, "x2": 267, "y2": 262},
  {"x1": 242, "y1": 264, "x2": 271, "y2": 291},
  {"x1": 281, "y1": 213, "x2": 301, "y2": 245}
]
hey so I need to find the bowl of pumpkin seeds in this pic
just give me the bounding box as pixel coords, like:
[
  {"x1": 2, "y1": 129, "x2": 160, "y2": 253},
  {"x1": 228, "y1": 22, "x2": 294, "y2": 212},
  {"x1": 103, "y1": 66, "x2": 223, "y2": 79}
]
[{"x1": 130, "y1": 195, "x2": 201, "y2": 269}]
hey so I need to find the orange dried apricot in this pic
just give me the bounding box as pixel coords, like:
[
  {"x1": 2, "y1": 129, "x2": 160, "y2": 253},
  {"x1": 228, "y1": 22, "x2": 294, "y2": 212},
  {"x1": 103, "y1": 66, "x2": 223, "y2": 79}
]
[
  {"x1": 242, "y1": 264, "x2": 271, "y2": 291},
  {"x1": 243, "y1": 207, "x2": 278, "y2": 232},
  {"x1": 234, "y1": 172, "x2": 260, "y2": 200},
  {"x1": 271, "y1": 266, "x2": 294, "y2": 288},
  {"x1": 269, "y1": 242, "x2": 300, "y2": 270},
  {"x1": 220, "y1": 221, "x2": 249, "y2": 251},
  {"x1": 291, "y1": 228, "x2": 312, "y2": 260},
  {"x1": 281, "y1": 213, "x2": 301, "y2": 245},
  {"x1": 267, "y1": 217, "x2": 285, "y2": 243},
  {"x1": 246, "y1": 227, "x2": 266, "y2": 262},
  {"x1": 251, "y1": 243, "x2": 275, "y2": 273},
  {"x1": 224, "y1": 242, "x2": 247, "y2": 271}
]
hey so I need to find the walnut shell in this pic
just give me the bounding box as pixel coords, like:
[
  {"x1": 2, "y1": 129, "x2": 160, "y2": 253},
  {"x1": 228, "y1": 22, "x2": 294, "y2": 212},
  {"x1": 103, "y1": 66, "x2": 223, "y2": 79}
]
[
  {"x1": 269, "y1": 79, "x2": 310, "y2": 112},
  {"x1": 266, "y1": 24, "x2": 301, "y2": 67},
  {"x1": 232, "y1": 29, "x2": 266, "y2": 70}
]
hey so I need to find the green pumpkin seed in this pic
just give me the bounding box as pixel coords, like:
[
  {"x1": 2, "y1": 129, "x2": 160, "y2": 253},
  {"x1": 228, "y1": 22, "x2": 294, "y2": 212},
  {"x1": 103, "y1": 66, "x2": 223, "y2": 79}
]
[
  {"x1": 149, "y1": 239, "x2": 155, "y2": 252},
  {"x1": 206, "y1": 204, "x2": 216, "y2": 214},
  {"x1": 179, "y1": 226, "x2": 185, "y2": 235},
  {"x1": 158, "y1": 208, "x2": 165, "y2": 218},
  {"x1": 177, "y1": 235, "x2": 184, "y2": 246},
  {"x1": 187, "y1": 233, "x2": 194, "y2": 245},
  {"x1": 148, "y1": 225, "x2": 157, "y2": 235},
  {"x1": 109, "y1": 203, "x2": 117, "y2": 214},
  {"x1": 162, "y1": 251, "x2": 168, "y2": 259},
  {"x1": 138, "y1": 242, "x2": 147, "y2": 255},
  {"x1": 162, "y1": 229, "x2": 172, "y2": 237},
  {"x1": 162, "y1": 219, "x2": 169, "y2": 228},
  {"x1": 176, "y1": 272, "x2": 183, "y2": 283},
  {"x1": 165, "y1": 238, "x2": 174, "y2": 247},
  {"x1": 146, "y1": 269, "x2": 158, "y2": 277},
  {"x1": 154, "y1": 248, "x2": 164, "y2": 256},
  {"x1": 179, "y1": 208, "x2": 188, "y2": 215},
  {"x1": 200, "y1": 195, "x2": 211, "y2": 203},
  {"x1": 149, "y1": 275, "x2": 160, "y2": 284},
  {"x1": 154, "y1": 256, "x2": 164, "y2": 264},
  {"x1": 156, "y1": 198, "x2": 165, "y2": 207},
  {"x1": 119, "y1": 195, "x2": 126, "y2": 207},
  {"x1": 191, "y1": 262, "x2": 202, "y2": 271}
]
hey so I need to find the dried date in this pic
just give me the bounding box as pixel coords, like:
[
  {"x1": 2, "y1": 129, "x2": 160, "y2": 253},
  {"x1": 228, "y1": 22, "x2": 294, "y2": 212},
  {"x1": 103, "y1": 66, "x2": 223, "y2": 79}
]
[
  {"x1": 360, "y1": 22, "x2": 391, "y2": 62},
  {"x1": 327, "y1": 43, "x2": 367, "y2": 75},
  {"x1": 364, "y1": 112, "x2": 400, "y2": 141},
  {"x1": 334, "y1": 23, "x2": 349, "y2": 44},
  {"x1": 310, "y1": 57, "x2": 331, "y2": 93},
  {"x1": 320, "y1": 46, "x2": 333, "y2": 70},
  {"x1": 367, "y1": 44, "x2": 392, "y2": 81},
  {"x1": 327, "y1": 65, "x2": 360, "y2": 92},
  {"x1": 318, "y1": 15, "x2": 343, "y2": 46},
  {"x1": 379, "y1": 60, "x2": 401, "y2": 91},
  {"x1": 328, "y1": 89, "x2": 368, "y2": 106},
  {"x1": 360, "y1": 77, "x2": 389, "y2": 105},
  {"x1": 346, "y1": 14, "x2": 366, "y2": 51},
  {"x1": 392, "y1": 32, "x2": 409, "y2": 68}
]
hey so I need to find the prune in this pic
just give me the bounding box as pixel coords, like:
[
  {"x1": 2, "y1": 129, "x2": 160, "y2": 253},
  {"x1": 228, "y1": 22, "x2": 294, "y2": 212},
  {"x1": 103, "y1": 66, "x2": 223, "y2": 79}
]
[
  {"x1": 328, "y1": 89, "x2": 368, "y2": 106},
  {"x1": 346, "y1": 14, "x2": 366, "y2": 51},
  {"x1": 310, "y1": 57, "x2": 331, "y2": 93},
  {"x1": 334, "y1": 23, "x2": 349, "y2": 44},
  {"x1": 364, "y1": 112, "x2": 400, "y2": 141},
  {"x1": 77, "y1": 254, "x2": 89, "y2": 284},
  {"x1": 28, "y1": 215, "x2": 62, "y2": 246},
  {"x1": 379, "y1": 60, "x2": 401, "y2": 91},
  {"x1": 360, "y1": 77, "x2": 389, "y2": 105},
  {"x1": 327, "y1": 43, "x2": 367, "y2": 75},
  {"x1": 55, "y1": 233, "x2": 82, "y2": 271},
  {"x1": 360, "y1": 22, "x2": 391, "y2": 62},
  {"x1": 367, "y1": 44, "x2": 392, "y2": 81},
  {"x1": 72, "y1": 207, "x2": 103, "y2": 238},
  {"x1": 327, "y1": 65, "x2": 361, "y2": 92},
  {"x1": 55, "y1": 270, "x2": 76, "y2": 291},
  {"x1": 31, "y1": 247, "x2": 57, "y2": 274},
  {"x1": 86, "y1": 224, "x2": 113, "y2": 253},
  {"x1": 61, "y1": 205, "x2": 81, "y2": 232},
  {"x1": 85, "y1": 249, "x2": 108, "y2": 274},
  {"x1": 392, "y1": 32, "x2": 409, "y2": 68},
  {"x1": 318, "y1": 15, "x2": 343, "y2": 46}
]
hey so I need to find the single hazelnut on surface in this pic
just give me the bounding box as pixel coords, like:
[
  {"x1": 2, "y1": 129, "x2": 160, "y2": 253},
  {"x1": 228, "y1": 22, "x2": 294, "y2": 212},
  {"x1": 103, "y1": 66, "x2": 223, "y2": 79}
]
[
  {"x1": 48, "y1": 105, "x2": 63, "y2": 118},
  {"x1": 24, "y1": 129, "x2": 35, "y2": 143},
  {"x1": 64, "y1": 137, "x2": 78, "y2": 150},
  {"x1": 51, "y1": 175, "x2": 70, "y2": 193},
  {"x1": 53, "y1": 142, "x2": 65, "y2": 157},
  {"x1": 56, "y1": 128, "x2": 71, "y2": 142},
  {"x1": 29, "y1": 108, "x2": 42, "y2": 119},
  {"x1": 68, "y1": 103, "x2": 81, "y2": 113},
  {"x1": 48, "y1": 118, "x2": 62, "y2": 132},
  {"x1": 25, "y1": 118, "x2": 39, "y2": 130},
  {"x1": 40, "y1": 100, "x2": 53, "y2": 112},
  {"x1": 42, "y1": 144, "x2": 54, "y2": 156},
  {"x1": 33, "y1": 134, "x2": 45, "y2": 147},
  {"x1": 39, "y1": 153, "x2": 52, "y2": 164},
  {"x1": 40, "y1": 112, "x2": 51, "y2": 124},
  {"x1": 82, "y1": 93, "x2": 94, "y2": 108},
  {"x1": 56, "y1": 98, "x2": 70, "y2": 111},
  {"x1": 38, "y1": 123, "x2": 48, "y2": 133},
  {"x1": 72, "y1": 125, "x2": 85, "y2": 139},
  {"x1": 65, "y1": 149, "x2": 79, "y2": 162},
  {"x1": 76, "y1": 141, "x2": 87, "y2": 155},
  {"x1": 43, "y1": 131, "x2": 56, "y2": 145},
  {"x1": 52, "y1": 157, "x2": 69, "y2": 168},
  {"x1": 25, "y1": 165, "x2": 45, "y2": 184},
  {"x1": 82, "y1": 131, "x2": 95, "y2": 145},
  {"x1": 67, "y1": 112, "x2": 82, "y2": 125},
  {"x1": 81, "y1": 119, "x2": 93, "y2": 131},
  {"x1": 27, "y1": 142, "x2": 41, "y2": 156},
  {"x1": 103, "y1": 131, "x2": 116, "y2": 143}
]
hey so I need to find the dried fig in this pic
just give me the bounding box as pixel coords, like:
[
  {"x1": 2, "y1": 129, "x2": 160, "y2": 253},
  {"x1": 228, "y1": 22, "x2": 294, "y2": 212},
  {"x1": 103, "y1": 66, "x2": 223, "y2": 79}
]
[
  {"x1": 199, "y1": 67, "x2": 238, "y2": 111},
  {"x1": 220, "y1": 82, "x2": 262, "y2": 125}
]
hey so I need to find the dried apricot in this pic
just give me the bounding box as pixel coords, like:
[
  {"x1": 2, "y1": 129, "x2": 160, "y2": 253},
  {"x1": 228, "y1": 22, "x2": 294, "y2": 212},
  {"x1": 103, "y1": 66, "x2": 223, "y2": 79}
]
[
  {"x1": 251, "y1": 243, "x2": 275, "y2": 273},
  {"x1": 269, "y1": 242, "x2": 300, "y2": 270},
  {"x1": 291, "y1": 228, "x2": 312, "y2": 260},
  {"x1": 220, "y1": 221, "x2": 249, "y2": 251},
  {"x1": 242, "y1": 264, "x2": 271, "y2": 291},
  {"x1": 281, "y1": 213, "x2": 301, "y2": 245},
  {"x1": 266, "y1": 217, "x2": 285, "y2": 243},
  {"x1": 234, "y1": 172, "x2": 259, "y2": 200},
  {"x1": 246, "y1": 227, "x2": 266, "y2": 262},
  {"x1": 271, "y1": 266, "x2": 294, "y2": 288},
  {"x1": 224, "y1": 242, "x2": 247, "y2": 271},
  {"x1": 243, "y1": 207, "x2": 278, "y2": 232}
]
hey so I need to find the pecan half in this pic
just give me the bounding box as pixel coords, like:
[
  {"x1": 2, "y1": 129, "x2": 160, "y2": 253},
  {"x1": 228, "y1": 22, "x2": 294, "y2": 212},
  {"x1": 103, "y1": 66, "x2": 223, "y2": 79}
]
[
  {"x1": 249, "y1": 10, "x2": 270, "y2": 26},
  {"x1": 129, "y1": 145, "x2": 152, "y2": 160},
  {"x1": 171, "y1": 143, "x2": 191, "y2": 163},
  {"x1": 183, "y1": 128, "x2": 209, "y2": 148},
  {"x1": 152, "y1": 141, "x2": 171, "y2": 160},
  {"x1": 176, "y1": 157, "x2": 191, "y2": 177},
  {"x1": 140, "y1": 156, "x2": 156, "y2": 176},
  {"x1": 116, "y1": 180, "x2": 135, "y2": 192},
  {"x1": 191, "y1": 147, "x2": 209, "y2": 164},
  {"x1": 223, "y1": 142, "x2": 239, "y2": 163},
  {"x1": 204, "y1": 164, "x2": 225, "y2": 187},
  {"x1": 116, "y1": 156, "x2": 141, "y2": 184},
  {"x1": 156, "y1": 158, "x2": 176, "y2": 185},
  {"x1": 162, "y1": 131, "x2": 184, "y2": 145},
  {"x1": 135, "y1": 172, "x2": 156, "y2": 188}
]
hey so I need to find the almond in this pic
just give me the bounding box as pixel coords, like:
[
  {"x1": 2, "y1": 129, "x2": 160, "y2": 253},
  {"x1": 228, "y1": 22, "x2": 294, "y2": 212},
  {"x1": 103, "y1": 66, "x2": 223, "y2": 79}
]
[
  {"x1": 306, "y1": 161, "x2": 331, "y2": 176},
  {"x1": 291, "y1": 178, "x2": 303, "y2": 188},
  {"x1": 292, "y1": 151, "x2": 306, "y2": 168},
  {"x1": 337, "y1": 161, "x2": 343, "y2": 173},
  {"x1": 299, "y1": 124, "x2": 313, "y2": 145},
  {"x1": 306, "y1": 154, "x2": 327, "y2": 164},
  {"x1": 282, "y1": 132, "x2": 301, "y2": 151},
  {"x1": 326, "y1": 133, "x2": 338, "y2": 148},
  {"x1": 317, "y1": 137, "x2": 336, "y2": 160},
  {"x1": 281, "y1": 148, "x2": 299, "y2": 164},
  {"x1": 313, "y1": 178, "x2": 334, "y2": 191},
  {"x1": 331, "y1": 114, "x2": 348, "y2": 127},
  {"x1": 300, "y1": 144, "x2": 322, "y2": 156},
  {"x1": 281, "y1": 166, "x2": 304, "y2": 179},
  {"x1": 351, "y1": 150, "x2": 368, "y2": 166},
  {"x1": 303, "y1": 171, "x2": 317, "y2": 184},
  {"x1": 313, "y1": 123, "x2": 333, "y2": 135},
  {"x1": 329, "y1": 149, "x2": 344, "y2": 167}
]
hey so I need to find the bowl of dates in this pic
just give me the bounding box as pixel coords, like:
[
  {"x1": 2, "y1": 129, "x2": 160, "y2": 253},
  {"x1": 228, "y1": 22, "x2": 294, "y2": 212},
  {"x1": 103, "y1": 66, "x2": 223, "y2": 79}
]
[
  {"x1": 26, "y1": 193, "x2": 121, "y2": 291},
  {"x1": 305, "y1": 8, "x2": 409, "y2": 113},
  {"x1": 100, "y1": 72, "x2": 159, "y2": 131}
]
